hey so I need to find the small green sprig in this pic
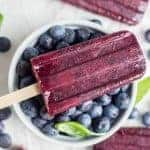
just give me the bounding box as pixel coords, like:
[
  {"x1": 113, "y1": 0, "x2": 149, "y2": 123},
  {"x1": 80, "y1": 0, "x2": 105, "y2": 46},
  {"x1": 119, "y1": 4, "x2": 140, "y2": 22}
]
[
  {"x1": 0, "y1": 13, "x2": 4, "y2": 27},
  {"x1": 136, "y1": 77, "x2": 150, "y2": 104},
  {"x1": 55, "y1": 121, "x2": 105, "y2": 138}
]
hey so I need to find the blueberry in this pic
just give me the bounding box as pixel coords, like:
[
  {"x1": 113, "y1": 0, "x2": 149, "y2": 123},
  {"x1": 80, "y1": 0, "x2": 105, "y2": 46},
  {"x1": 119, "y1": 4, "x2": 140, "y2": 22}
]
[
  {"x1": 23, "y1": 47, "x2": 39, "y2": 61},
  {"x1": 0, "y1": 37, "x2": 11, "y2": 52},
  {"x1": 0, "y1": 108, "x2": 12, "y2": 121},
  {"x1": 63, "y1": 28, "x2": 76, "y2": 44},
  {"x1": 147, "y1": 50, "x2": 150, "y2": 59},
  {"x1": 85, "y1": 28, "x2": 96, "y2": 35},
  {"x1": 40, "y1": 107, "x2": 54, "y2": 121},
  {"x1": 63, "y1": 107, "x2": 76, "y2": 116},
  {"x1": 77, "y1": 113, "x2": 92, "y2": 127},
  {"x1": 35, "y1": 95, "x2": 45, "y2": 108},
  {"x1": 20, "y1": 100, "x2": 38, "y2": 118},
  {"x1": 115, "y1": 93, "x2": 130, "y2": 110},
  {"x1": 0, "y1": 122, "x2": 4, "y2": 131},
  {"x1": 78, "y1": 101, "x2": 93, "y2": 112},
  {"x1": 39, "y1": 34, "x2": 53, "y2": 49},
  {"x1": 32, "y1": 97, "x2": 42, "y2": 111},
  {"x1": 51, "y1": 39, "x2": 57, "y2": 48},
  {"x1": 56, "y1": 41, "x2": 69, "y2": 49},
  {"x1": 19, "y1": 76, "x2": 35, "y2": 88},
  {"x1": 93, "y1": 117, "x2": 111, "y2": 133},
  {"x1": 49, "y1": 25, "x2": 66, "y2": 40},
  {"x1": 109, "y1": 88, "x2": 120, "y2": 95},
  {"x1": 144, "y1": 30, "x2": 150, "y2": 42},
  {"x1": 90, "y1": 31, "x2": 106, "y2": 39},
  {"x1": 90, "y1": 19, "x2": 102, "y2": 25},
  {"x1": 129, "y1": 108, "x2": 139, "y2": 119},
  {"x1": 96, "y1": 95, "x2": 111, "y2": 106},
  {"x1": 121, "y1": 84, "x2": 130, "y2": 92},
  {"x1": 0, "y1": 133, "x2": 12, "y2": 148},
  {"x1": 31, "y1": 117, "x2": 47, "y2": 129},
  {"x1": 103, "y1": 104, "x2": 119, "y2": 119},
  {"x1": 70, "y1": 110, "x2": 82, "y2": 119},
  {"x1": 56, "y1": 114, "x2": 70, "y2": 122},
  {"x1": 35, "y1": 45, "x2": 47, "y2": 54},
  {"x1": 16, "y1": 60, "x2": 31, "y2": 77},
  {"x1": 88, "y1": 104, "x2": 103, "y2": 118},
  {"x1": 142, "y1": 112, "x2": 150, "y2": 127},
  {"x1": 41, "y1": 123, "x2": 58, "y2": 136},
  {"x1": 75, "y1": 28, "x2": 91, "y2": 42}
]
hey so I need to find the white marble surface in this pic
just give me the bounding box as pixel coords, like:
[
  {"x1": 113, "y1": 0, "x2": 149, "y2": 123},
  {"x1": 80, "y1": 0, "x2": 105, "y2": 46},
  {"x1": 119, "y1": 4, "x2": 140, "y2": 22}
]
[{"x1": 0, "y1": 0, "x2": 150, "y2": 149}]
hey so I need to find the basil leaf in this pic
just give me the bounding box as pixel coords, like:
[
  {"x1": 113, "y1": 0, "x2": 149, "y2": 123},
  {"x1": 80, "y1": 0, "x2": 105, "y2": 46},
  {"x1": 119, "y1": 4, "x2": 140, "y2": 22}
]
[
  {"x1": 55, "y1": 121, "x2": 92, "y2": 138},
  {"x1": 55, "y1": 121, "x2": 104, "y2": 138},
  {"x1": 0, "y1": 13, "x2": 4, "y2": 27},
  {"x1": 136, "y1": 77, "x2": 150, "y2": 104}
]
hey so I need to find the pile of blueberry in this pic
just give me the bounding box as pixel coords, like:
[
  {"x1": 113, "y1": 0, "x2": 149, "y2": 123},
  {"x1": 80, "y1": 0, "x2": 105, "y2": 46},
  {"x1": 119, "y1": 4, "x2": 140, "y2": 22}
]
[{"x1": 16, "y1": 25, "x2": 132, "y2": 137}]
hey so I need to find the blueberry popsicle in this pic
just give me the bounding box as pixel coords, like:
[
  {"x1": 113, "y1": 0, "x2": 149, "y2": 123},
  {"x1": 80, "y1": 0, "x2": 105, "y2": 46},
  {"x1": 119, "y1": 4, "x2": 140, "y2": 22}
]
[
  {"x1": 62, "y1": 0, "x2": 148, "y2": 25},
  {"x1": 94, "y1": 128, "x2": 150, "y2": 150},
  {"x1": 31, "y1": 31, "x2": 145, "y2": 116}
]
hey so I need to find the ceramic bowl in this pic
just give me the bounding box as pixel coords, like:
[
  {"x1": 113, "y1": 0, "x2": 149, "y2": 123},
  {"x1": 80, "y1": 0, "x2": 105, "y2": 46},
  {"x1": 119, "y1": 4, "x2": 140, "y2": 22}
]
[{"x1": 8, "y1": 20, "x2": 137, "y2": 147}]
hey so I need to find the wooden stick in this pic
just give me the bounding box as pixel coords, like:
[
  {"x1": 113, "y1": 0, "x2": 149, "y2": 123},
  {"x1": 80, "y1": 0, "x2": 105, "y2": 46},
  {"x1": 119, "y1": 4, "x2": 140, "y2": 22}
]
[{"x1": 0, "y1": 83, "x2": 40, "y2": 109}]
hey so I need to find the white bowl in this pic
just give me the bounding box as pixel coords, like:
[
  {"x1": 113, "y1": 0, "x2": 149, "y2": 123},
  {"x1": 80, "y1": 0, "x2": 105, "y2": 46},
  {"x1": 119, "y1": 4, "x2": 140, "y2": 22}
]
[{"x1": 8, "y1": 20, "x2": 137, "y2": 147}]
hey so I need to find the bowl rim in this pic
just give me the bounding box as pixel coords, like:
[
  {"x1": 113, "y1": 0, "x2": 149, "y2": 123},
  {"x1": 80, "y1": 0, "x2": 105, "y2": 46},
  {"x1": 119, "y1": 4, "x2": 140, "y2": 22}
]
[{"x1": 8, "y1": 20, "x2": 137, "y2": 147}]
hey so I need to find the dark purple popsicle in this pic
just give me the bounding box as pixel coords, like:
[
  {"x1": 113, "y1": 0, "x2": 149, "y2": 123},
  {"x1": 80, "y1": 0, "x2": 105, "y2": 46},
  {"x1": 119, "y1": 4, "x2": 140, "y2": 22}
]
[
  {"x1": 31, "y1": 31, "x2": 145, "y2": 116},
  {"x1": 62, "y1": 0, "x2": 148, "y2": 25},
  {"x1": 94, "y1": 128, "x2": 150, "y2": 150}
]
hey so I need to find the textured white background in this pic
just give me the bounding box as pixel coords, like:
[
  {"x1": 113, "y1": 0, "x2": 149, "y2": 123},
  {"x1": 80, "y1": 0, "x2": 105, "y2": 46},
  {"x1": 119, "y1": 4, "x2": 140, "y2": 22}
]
[{"x1": 0, "y1": 0, "x2": 150, "y2": 149}]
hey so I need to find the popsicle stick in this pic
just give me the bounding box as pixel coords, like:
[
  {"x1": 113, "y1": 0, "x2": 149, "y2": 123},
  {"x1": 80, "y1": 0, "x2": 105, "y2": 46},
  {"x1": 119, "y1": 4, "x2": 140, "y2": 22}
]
[{"x1": 0, "y1": 83, "x2": 40, "y2": 109}]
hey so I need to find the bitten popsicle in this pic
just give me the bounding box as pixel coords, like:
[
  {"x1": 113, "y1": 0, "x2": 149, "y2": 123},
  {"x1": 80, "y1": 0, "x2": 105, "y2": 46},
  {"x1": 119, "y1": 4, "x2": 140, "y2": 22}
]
[
  {"x1": 31, "y1": 31, "x2": 145, "y2": 116},
  {"x1": 62, "y1": 0, "x2": 148, "y2": 25}
]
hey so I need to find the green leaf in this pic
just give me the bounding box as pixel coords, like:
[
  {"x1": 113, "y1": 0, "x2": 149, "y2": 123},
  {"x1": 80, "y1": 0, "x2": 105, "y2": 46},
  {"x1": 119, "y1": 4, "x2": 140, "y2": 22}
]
[
  {"x1": 0, "y1": 13, "x2": 4, "y2": 27},
  {"x1": 55, "y1": 121, "x2": 92, "y2": 138},
  {"x1": 55, "y1": 121, "x2": 105, "y2": 138},
  {"x1": 136, "y1": 77, "x2": 150, "y2": 104}
]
